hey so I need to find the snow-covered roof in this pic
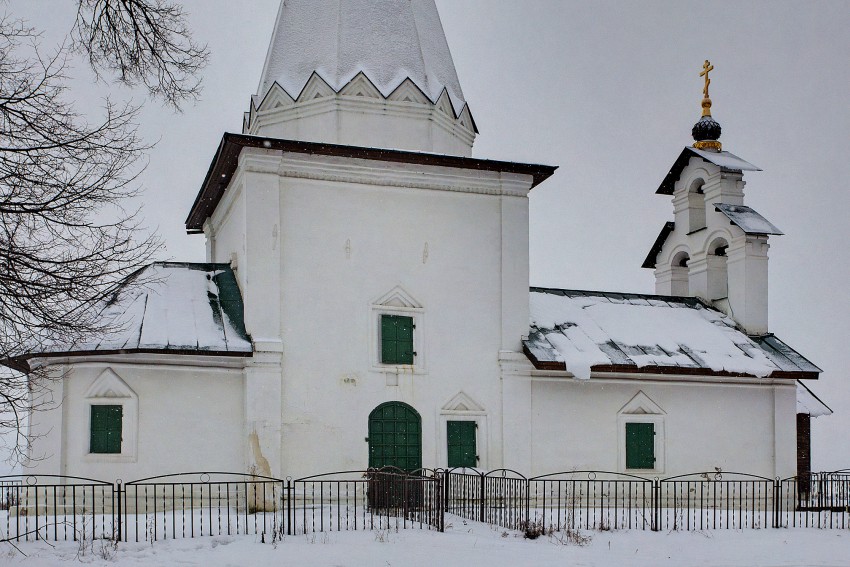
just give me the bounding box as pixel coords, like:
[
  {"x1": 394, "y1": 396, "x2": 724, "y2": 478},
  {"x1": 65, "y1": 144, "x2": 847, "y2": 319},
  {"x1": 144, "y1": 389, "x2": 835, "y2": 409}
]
[
  {"x1": 8, "y1": 263, "x2": 252, "y2": 368},
  {"x1": 657, "y1": 147, "x2": 761, "y2": 194},
  {"x1": 524, "y1": 289, "x2": 820, "y2": 380},
  {"x1": 714, "y1": 204, "x2": 784, "y2": 235},
  {"x1": 256, "y1": 0, "x2": 468, "y2": 114},
  {"x1": 796, "y1": 381, "x2": 832, "y2": 417}
]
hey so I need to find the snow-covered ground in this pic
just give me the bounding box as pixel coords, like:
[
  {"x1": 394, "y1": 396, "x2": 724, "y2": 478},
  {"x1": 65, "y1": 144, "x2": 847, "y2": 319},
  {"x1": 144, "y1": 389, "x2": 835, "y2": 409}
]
[{"x1": 3, "y1": 515, "x2": 848, "y2": 566}]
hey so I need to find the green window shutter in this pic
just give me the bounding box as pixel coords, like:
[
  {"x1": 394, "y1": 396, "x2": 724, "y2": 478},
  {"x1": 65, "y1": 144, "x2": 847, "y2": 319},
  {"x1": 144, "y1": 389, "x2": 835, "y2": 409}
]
[
  {"x1": 90, "y1": 405, "x2": 123, "y2": 454},
  {"x1": 447, "y1": 420, "x2": 477, "y2": 468},
  {"x1": 625, "y1": 422, "x2": 655, "y2": 469},
  {"x1": 380, "y1": 315, "x2": 414, "y2": 364}
]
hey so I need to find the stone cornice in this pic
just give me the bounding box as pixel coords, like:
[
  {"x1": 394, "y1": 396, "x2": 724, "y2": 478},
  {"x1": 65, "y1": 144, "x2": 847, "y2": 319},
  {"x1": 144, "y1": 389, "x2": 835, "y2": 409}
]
[
  {"x1": 269, "y1": 152, "x2": 532, "y2": 197},
  {"x1": 29, "y1": 352, "x2": 249, "y2": 371},
  {"x1": 186, "y1": 134, "x2": 557, "y2": 231}
]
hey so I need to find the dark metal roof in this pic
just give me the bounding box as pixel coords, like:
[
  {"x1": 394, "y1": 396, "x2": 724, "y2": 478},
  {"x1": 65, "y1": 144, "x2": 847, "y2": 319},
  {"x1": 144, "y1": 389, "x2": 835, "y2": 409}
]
[
  {"x1": 714, "y1": 204, "x2": 784, "y2": 235},
  {"x1": 751, "y1": 335, "x2": 821, "y2": 374},
  {"x1": 656, "y1": 147, "x2": 761, "y2": 195},
  {"x1": 185, "y1": 133, "x2": 559, "y2": 232},
  {"x1": 4, "y1": 262, "x2": 253, "y2": 372},
  {"x1": 641, "y1": 221, "x2": 675, "y2": 269},
  {"x1": 524, "y1": 287, "x2": 820, "y2": 380}
]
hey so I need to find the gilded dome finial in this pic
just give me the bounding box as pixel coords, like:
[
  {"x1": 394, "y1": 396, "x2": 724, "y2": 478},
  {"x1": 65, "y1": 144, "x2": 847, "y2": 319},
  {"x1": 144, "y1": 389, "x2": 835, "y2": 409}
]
[
  {"x1": 699, "y1": 60, "x2": 714, "y2": 117},
  {"x1": 693, "y1": 59, "x2": 722, "y2": 151}
]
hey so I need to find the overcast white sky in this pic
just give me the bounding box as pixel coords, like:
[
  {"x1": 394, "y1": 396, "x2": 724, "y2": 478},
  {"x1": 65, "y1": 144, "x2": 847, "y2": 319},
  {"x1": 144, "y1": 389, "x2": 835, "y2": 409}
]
[{"x1": 14, "y1": 1, "x2": 850, "y2": 470}]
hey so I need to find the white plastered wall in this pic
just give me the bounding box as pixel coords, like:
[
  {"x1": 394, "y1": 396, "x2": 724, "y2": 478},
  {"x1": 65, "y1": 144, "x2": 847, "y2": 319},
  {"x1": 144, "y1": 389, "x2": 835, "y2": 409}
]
[
  {"x1": 521, "y1": 374, "x2": 797, "y2": 479},
  {"x1": 25, "y1": 355, "x2": 246, "y2": 481},
  {"x1": 209, "y1": 149, "x2": 533, "y2": 479}
]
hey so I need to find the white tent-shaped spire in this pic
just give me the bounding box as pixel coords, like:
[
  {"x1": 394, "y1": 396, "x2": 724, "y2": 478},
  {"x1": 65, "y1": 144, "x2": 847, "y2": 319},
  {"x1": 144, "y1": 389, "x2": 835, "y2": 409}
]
[{"x1": 245, "y1": 0, "x2": 476, "y2": 155}]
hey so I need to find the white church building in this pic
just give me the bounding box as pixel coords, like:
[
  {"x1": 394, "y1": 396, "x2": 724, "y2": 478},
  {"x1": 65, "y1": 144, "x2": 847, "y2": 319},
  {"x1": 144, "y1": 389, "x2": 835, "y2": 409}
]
[{"x1": 10, "y1": 0, "x2": 829, "y2": 482}]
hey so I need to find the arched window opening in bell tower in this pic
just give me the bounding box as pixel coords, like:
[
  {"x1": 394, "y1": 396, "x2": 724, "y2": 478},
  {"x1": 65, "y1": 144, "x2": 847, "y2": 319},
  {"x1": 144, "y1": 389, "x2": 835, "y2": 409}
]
[
  {"x1": 687, "y1": 179, "x2": 706, "y2": 233},
  {"x1": 670, "y1": 251, "x2": 690, "y2": 296},
  {"x1": 707, "y1": 237, "x2": 729, "y2": 301}
]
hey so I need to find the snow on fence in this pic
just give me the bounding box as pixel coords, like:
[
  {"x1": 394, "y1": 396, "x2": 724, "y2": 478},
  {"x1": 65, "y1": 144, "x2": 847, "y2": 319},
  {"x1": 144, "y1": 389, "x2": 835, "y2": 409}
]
[{"x1": 1, "y1": 469, "x2": 848, "y2": 543}]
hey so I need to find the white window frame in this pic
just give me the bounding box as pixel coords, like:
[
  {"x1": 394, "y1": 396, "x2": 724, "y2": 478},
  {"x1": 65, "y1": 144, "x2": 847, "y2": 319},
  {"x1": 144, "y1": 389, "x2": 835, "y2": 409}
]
[
  {"x1": 83, "y1": 369, "x2": 138, "y2": 463},
  {"x1": 438, "y1": 391, "x2": 487, "y2": 470},
  {"x1": 617, "y1": 391, "x2": 665, "y2": 474},
  {"x1": 370, "y1": 286, "x2": 426, "y2": 374}
]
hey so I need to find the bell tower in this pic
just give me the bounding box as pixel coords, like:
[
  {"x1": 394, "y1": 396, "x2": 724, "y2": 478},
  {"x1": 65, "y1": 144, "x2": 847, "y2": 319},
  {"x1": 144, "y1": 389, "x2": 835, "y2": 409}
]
[{"x1": 643, "y1": 61, "x2": 783, "y2": 335}]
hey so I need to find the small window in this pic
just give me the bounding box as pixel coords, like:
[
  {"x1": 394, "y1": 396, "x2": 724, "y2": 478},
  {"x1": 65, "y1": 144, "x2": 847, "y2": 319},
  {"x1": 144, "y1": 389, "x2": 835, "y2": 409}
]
[
  {"x1": 90, "y1": 405, "x2": 122, "y2": 454},
  {"x1": 381, "y1": 314, "x2": 415, "y2": 364},
  {"x1": 447, "y1": 420, "x2": 477, "y2": 468},
  {"x1": 625, "y1": 422, "x2": 655, "y2": 469}
]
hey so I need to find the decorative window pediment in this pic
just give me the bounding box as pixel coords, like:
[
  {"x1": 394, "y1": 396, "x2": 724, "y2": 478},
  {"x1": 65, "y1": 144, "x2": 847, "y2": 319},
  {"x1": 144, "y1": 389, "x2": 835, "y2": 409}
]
[
  {"x1": 373, "y1": 285, "x2": 422, "y2": 310},
  {"x1": 617, "y1": 391, "x2": 665, "y2": 473},
  {"x1": 618, "y1": 391, "x2": 665, "y2": 416},
  {"x1": 370, "y1": 285, "x2": 425, "y2": 374},
  {"x1": 84, "y1": 369, "x2": 136, "y2": 400},
  {"x1": 83, "y1": 368, "x2": 138, "y2": 463},
  {"x1": 442, "y1": 391, "x2": 485, "y2": 413},
  {"x1": 440, "y1": 391, "x2": 487, "y2": 469}
]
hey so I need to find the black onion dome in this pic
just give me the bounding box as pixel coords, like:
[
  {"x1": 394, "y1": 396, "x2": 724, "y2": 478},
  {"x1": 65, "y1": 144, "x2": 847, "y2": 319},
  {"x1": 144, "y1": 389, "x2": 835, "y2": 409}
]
[{"x1": 692, "y1": 115, "x2": 721, "y2": 142}]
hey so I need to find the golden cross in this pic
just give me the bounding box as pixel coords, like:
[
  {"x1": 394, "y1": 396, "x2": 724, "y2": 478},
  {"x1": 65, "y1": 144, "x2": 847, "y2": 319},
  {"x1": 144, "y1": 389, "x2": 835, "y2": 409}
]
[{"x1": 699, "y1": 60, "x2": 714, "y2": 99}]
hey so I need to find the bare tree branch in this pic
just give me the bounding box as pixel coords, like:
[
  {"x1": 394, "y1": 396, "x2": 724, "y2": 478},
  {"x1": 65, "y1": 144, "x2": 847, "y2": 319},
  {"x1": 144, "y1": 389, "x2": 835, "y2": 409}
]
[
  {"x1": 73, "y1": 0, "x2": 210, "y2": 109},
  {"x1": 0, "y1": 1, "x2": 209, "y2": 465}
]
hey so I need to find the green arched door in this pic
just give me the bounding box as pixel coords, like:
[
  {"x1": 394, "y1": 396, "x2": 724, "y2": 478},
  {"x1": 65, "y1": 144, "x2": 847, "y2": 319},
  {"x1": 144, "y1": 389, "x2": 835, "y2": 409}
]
[{"x1": 368, "y1": 402, "x2": 422, "y2": 471}]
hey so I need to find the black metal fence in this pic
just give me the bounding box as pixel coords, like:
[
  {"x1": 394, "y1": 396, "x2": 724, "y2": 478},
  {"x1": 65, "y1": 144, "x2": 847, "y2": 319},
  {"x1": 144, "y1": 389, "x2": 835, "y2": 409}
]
[
  {"x1": 2, "y1": 468, "x2": 849, "y2": 543},
  {"x1": 0, "y1": 475, "x2": 115, "y2": 542},
  {"x1": 121, "y1": 472, "x2": 287, "y2": 542},
  {"x1": 529, "y1": 471, "x2": 654, "y2": 532},
  {"x1": 443, "y1": 469, "x2": 850, "y2": 533},
  {"x1": 0, "y1": 469, "x2": 443, "y2": 543},
  {"x1": 293, "y1": 468, "x2": 443, "y2": 535}
]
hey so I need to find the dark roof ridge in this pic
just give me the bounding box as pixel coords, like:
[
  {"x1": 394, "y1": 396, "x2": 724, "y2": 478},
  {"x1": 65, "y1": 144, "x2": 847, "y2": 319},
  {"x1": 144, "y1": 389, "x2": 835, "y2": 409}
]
[
  {"x1": 151, "y1": 261, "x2": 232, "y2": 270},
  {"x1": 530, "y1": 286, "x2": 707, "y2": 307}
]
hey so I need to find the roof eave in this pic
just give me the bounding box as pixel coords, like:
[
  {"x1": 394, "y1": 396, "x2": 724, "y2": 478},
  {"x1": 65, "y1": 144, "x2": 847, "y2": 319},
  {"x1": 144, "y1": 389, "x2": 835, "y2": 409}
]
[
  {"x1": 185, "y1": 133, "x2": 558, "y2": 232},
  {"x1": 655, "y1": 147, "x2": 760, "y2": 195},
  {"x1": 641, "y1": 221, "x2": 675, "y2": 269},
  {"x1": 6, "y1": 347, "x2": 254, "y2": 373},
  {"x1": 522, "y1": 348, "x2": 818, "y2": 381}
]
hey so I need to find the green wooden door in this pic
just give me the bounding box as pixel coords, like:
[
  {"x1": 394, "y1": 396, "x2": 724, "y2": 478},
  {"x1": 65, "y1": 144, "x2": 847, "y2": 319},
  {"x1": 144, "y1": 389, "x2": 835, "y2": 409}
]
[
  {"x1": 447, "y1": 421, "x2": 477, "y2": 468},
  {"x1": 625, "y1": 422, "x2": 655, "y2": 469},
  {"x1": 368, "y1": 402, "x2": 422, "y2": 471}
]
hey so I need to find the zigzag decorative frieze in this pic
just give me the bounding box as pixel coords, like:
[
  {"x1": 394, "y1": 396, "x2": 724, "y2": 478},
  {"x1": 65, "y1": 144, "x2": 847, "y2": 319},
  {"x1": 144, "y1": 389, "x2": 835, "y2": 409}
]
[
  {"x1": 387, "y1": 78, "x2": 430, "y2": 104},
  {"x1": 248, "y1": 71, "x2": 476, "y2": 134},
  {"x1": 297, "y1": 72, "x2": 337, "y2": 102},
  {"x1": 339, "y1": 72, "x2": 383, "y2": 99}
]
